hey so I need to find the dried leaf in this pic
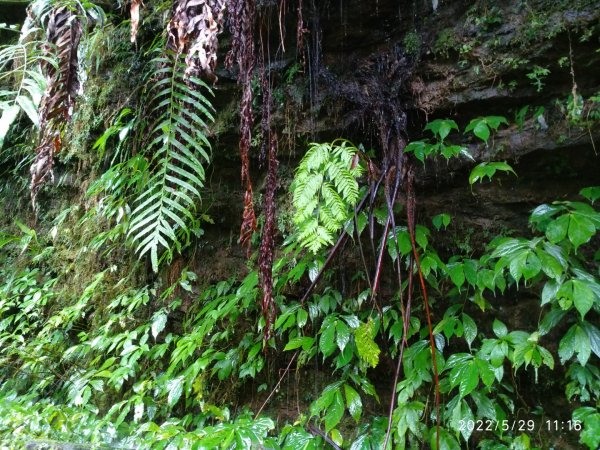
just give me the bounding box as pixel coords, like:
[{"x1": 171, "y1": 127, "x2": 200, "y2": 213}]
[
  {"x1": 167, "y1": 0, "x2": 226, "y2": 81},
  {"x1": 130, "y1": 0, "x2": 142, "y2": 43},
  {"x1": 31, "y1": 6, "x2": 82, "y2": 207}
]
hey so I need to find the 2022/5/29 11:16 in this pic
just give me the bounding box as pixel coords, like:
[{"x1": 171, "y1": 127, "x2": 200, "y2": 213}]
[{"x1": 458, "y1": 419, "x2": 582, "y2": 432}]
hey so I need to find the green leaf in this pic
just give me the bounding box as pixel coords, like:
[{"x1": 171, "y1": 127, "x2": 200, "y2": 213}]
[
  {"x1": 336, "y1": 320, "x2": 351, "y2": 352},
  {"x1": 580, "y1": 412, "x2": 600, "y2": 449},
  {"x1": 324, "y1": 390, "x2": 345, "y2": 432},
  {"x1": 568, "y1": 213, "x2": 596, "y2": 249},
  {"x1": 0, "y1": 104, "x2": 19, "y2": 149},
  {"x1": 559, "y1": 324, "x2": 578, "y2": 364},
  {"x1": 344, "y1": 384, "x2": 362, "y2": 422},
  {"x1": 396, "y1": 402, "x2": 424, "y2": 440},
  {"x1": 574, "y1": 325, "x2": 592, "y2": 366},
  {"x1": 166, "y1": 376, "x2": 184, "y2": 407},
  {"x1": 447, "y1": 263, "x2": 465, "y2": 289},
  {"x1": 285, "y1": 336, "x2": 315, "y2": 351},
  {"x1": 425, "y1": 119, "x2": 458, "y2": 141},
  {"x1": 430, "y1": 427, "x2": 461, "y2": 450},
  {"x1": 536, "y1": 248, "x2": 563, "y2": 280},
  {"x1": 354, "y1": 319, "x2": 380, "y2": 368},
  {"x1": 432, "y1": 213, "x2": 451, "y2": 230},
  {"x1": 580, "y1": 186, "x2": 600, "y2": 204},
  {"x1": 581, "y1": 321, "x2": 600, "y2": 359},
  {"x1": 546, "y1": 214, "x2": 569, "y2": 243},
  {"x1": 469, "y1": 162, "x2": 516, "y2": 185},
  {"x1": 151, "y1": 311, "x2": 168, "y2": 339},
  {"x1": 573, "y1": 280, "x2": 595, "y2": 319},
  {"x1": 405, "y1": 140, "x2": 428, "y2": 163},
  {"x1": 493, "y1": 320, "x2": 508, "y2": 338},
  {"x1": 462, "y1": 313, "x2": 477, "y2": 349},
  {"x1": 459, "y1": 361, "x2": 479, "y2": 398},
  {"x1": 319, "y1": 321, "x2": 337, "y2": 357},
  {"x1": 292, "y1": 140, "x2": 364, "y2": 253},
  {"x1": 472, "y1": 120, "x2": 490, "y2": 142}
]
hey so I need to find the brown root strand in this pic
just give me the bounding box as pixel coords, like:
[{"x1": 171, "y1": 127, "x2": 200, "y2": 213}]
[{"x1": 258, "y1": 134, "x2": 278, "y2": 340}]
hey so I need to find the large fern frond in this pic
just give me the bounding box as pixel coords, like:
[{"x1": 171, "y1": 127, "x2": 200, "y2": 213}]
[
  {"x1": 128, "y1": 53, "x2": 214, "y2": 271},
  {"x1": 291, "y1": 140, "x2": 364, "y2": 253}
]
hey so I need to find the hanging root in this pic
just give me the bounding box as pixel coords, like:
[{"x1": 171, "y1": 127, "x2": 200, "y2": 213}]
[
  {"x1": 226, "y1": 0, "x2": 257, "y2": 254},
  {"x1": 258, "y1": 133, "x2": 278, "y2": 340}
]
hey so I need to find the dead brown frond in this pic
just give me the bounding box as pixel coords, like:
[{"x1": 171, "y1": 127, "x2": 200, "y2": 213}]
[
  {"x1": 167, "y1": 0, "x2": 226, "y2": 81},
  {"x1": 31, "y1": 6, "x2": 82, "y2": 207},
  {"x1": 225, "y1": 0, "x2": 258, "y2": 255}
]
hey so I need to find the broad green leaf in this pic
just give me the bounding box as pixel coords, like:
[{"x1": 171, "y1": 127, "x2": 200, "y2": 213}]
[
  {"x1": 425, "y1": 119, "x2": 458, "y2": 141},
  {"x1": 151, "y1": 311, "x2": 168, "y2": 339},
  {"x1": 580, "y1": 412, "x2": 600, "y2": 449},
  {"x1": 581, "y1": 321, "x2": 600, "y2": 359},
  {"x1": 0, "y1": 104, "x2": 19, "y2": 149},
  {"x1": 462, "y1": 313, "x2": 477, "y2": 349},
  {"x1": 573, "y1": 280, "x2": 595, "y2": 319},
  {"x1": 472, "y1": 120, "x2": 490, "y2": 142},
  {"x1": 546, "y1": 214, "x2": 569, "y2": 243},
  {"x1": 493, "y1": 319, "x2": 507, "y2": 338},
  {"x1": 432, "y1": 213, "x2": 451, "y2": 230},
  {"x1": 536, "y1": 248, "x2": 563, "y2": 280},
  {"x1": 568, "y1": 213, "x2": 595, "y2": 249},
  {"x1": 336, "y1": 320, "x2": 351, "y2": 352},
  {"x1": 396, "y1": 401, "x2": 424, "y2": 440},
  {"x1": 344, "y1": 384, "x2": 362, "y2": 422},
  {"x1": 447, "y1": 263, "x2": 465, "y2": 289},
  {"x1": 580, "y1": 186, "x2": 600, "y2": 204},
  {"x1": 285, "y1": 336, "x2": 315, "y2": 351},
  {"x1": 166, "y1": 376, "x2": 184, "y2": 407},
  {"x1": 15, "y1": 95, "x2": 39, "y2": 127},
  {"x1": 319, "y1": 321, "x2": 337, "y2": 357},
  {"x1": 324, "y1": 390, "x2": 344, "y2": 432},
  {"x1": 430, "y1": 427, "x2": 461, "y2": 450},
  {"x1": 459, "y1": 361, "x2": 479, "y2": 398},
  {"x1": 469, "y1": 162, "x2": 516, "y2": 185},
  {"x1": 559, "y1": 324, "x2": 578, "y2": 363},
  {"x1": 574, "y1": 325, "x2": 592, "y2": 366}
]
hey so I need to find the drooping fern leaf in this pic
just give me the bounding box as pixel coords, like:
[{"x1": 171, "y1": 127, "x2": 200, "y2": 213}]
[
  {"x1": 128, "y1": 53, "x2": 213, "y2": 271},
  {"x1": 292, "y1": 140, "x2": 364, "y2": 253}
]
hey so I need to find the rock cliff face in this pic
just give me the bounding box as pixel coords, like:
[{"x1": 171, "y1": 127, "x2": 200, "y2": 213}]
[{"x1": 205, "y1": 0, "x2": 599, "y2": 257}]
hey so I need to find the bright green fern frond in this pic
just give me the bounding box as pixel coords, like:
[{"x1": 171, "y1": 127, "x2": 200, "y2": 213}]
[
  {"x1": 291, "y1": 140, "x2": 364, "y2": 253},
  {"x1": 128, "y1": 53, "x2": 213, "y2": 271}
]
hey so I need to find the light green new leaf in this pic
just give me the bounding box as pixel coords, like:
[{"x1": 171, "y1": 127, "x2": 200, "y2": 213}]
[{"x1": 354, "y1": 319, "x2": 380, "y2": 368}]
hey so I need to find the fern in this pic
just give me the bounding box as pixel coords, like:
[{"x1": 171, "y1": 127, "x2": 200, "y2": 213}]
[
  {"x1": 128, "y1": 53, "x2": 213, "y2": 271},
  {"x1": 292, "y1": 140, "x2": 364, "y2": 253}
]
